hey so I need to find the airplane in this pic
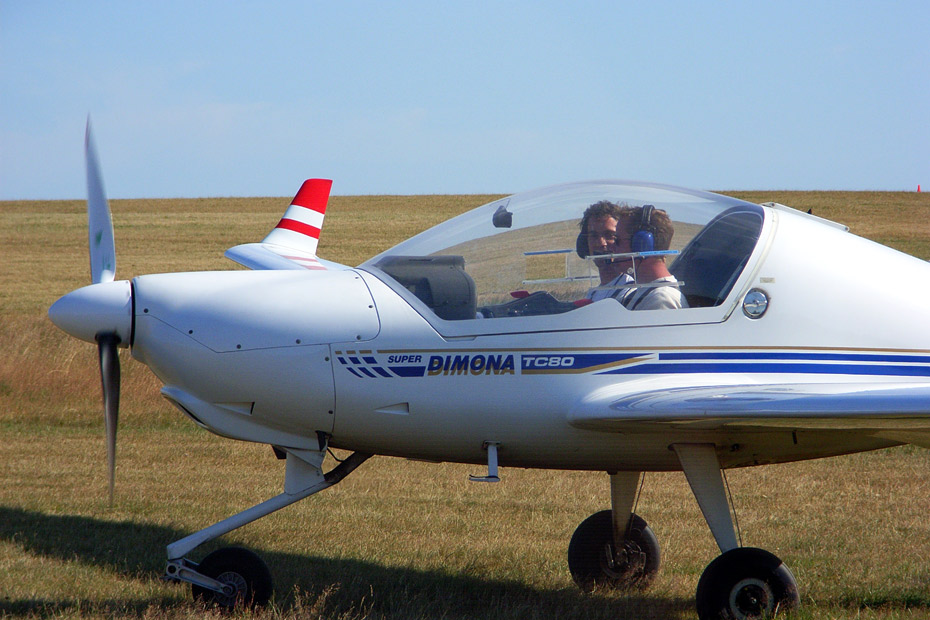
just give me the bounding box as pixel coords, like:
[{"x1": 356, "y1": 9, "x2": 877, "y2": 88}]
[{"x1": 48, "y1": 121, "x2": 930, "y2": 619}]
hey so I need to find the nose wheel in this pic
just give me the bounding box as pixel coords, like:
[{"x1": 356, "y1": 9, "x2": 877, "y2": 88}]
[{"x1": 190, "y1": 547, "x2": 273, "y2": 609}]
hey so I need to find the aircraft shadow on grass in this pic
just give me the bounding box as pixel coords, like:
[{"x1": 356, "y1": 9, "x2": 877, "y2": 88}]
[
  {"x1": 0, "y1": 505, "x2": 699, "y2": 618},
  {"x1": 3, "y1": 506, "x2": 929, "y2": 618}
]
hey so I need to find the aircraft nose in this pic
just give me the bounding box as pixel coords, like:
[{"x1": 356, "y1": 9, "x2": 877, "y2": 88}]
[{"x1": 48, "y1": 280, "x2": 133, "y2": 346}]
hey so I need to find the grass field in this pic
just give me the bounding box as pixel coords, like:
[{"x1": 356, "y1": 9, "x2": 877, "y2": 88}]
[{"x1": 2, "y1": 189, "x2": 930, "y2": 619}]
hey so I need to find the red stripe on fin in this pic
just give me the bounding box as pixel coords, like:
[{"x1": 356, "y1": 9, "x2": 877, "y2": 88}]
[
  {"x1": 292, "y1": 179, "x2": 332, "y2": 214},
  {"x1": 275, "y1": 218, "x2": 321, "y2": 239}
]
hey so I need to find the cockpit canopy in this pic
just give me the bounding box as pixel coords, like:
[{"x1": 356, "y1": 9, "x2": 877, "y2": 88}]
[{"x1": 362, "y1": 181, "x2": 765, "y2": 321}]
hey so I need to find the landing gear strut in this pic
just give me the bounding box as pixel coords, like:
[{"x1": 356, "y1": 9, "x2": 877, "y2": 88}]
[
  {"x1": 674, "y1": 444, "x2": 799, "y2": 619},
  {"x1": 163, "y1": 447, "x2": 370, "y2": 609},
  {"x1": 568, "y1": 448, "x2": 800, "y2": 619}
]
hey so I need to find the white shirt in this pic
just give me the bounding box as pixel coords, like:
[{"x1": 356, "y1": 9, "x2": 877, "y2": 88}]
[
  {"x1": 586, "y1": 273, "x2": 634, "y2": 301},
  {"x1": 619, "y1": 276, "x2": 688, "y2": 310}
]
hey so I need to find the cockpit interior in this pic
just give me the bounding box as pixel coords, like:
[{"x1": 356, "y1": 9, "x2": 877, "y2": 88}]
[{"x1": 361, "y1": 182, "x2": 766, "y2": 326}]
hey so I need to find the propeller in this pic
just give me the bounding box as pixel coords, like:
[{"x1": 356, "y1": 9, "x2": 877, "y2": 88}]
[
  {"x1": 86, "y1": 118, "x2": 116, "y2": 285},
  {"x1": 98, "y1": 332, "x2": 121, "y2": 505},
  {"x1": 49, "y1": 120, "x2": 132, "y2": 506},
  {"x1": 85, "y1": 118, "x2": 121, "y2": 507}
]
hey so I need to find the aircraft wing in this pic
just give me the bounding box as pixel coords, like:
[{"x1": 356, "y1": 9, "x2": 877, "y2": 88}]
[
  {"x1": 225, "y1": 179, "x2": 349, "y2": 271},
  {"x1": 569, "y1": 381, "x2": 930, "y2": 448}
]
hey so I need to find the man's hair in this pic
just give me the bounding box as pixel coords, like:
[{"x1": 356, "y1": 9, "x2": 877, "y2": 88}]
[
  {"x1": 579, "y1": 200, "x2": 632, "y2": 233},
  {"x1": 627, "y1": 205, "x2": 674, "y2": 251}
]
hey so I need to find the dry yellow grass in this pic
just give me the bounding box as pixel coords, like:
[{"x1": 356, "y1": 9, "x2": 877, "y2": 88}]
[{"x1": 1, "y1": 189, "x2": 930, "y2": 619}]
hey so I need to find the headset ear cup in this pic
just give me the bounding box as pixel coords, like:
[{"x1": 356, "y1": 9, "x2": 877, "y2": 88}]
[
  {"x1": 576, "y1": 232, "x2": 588, "y2": 258},
  {"x1": 631, "y1": 230, "x2": 654, "y2": 253},
  {"x1": 631, "y1": 204, "x2": 656, "y2": 253}
]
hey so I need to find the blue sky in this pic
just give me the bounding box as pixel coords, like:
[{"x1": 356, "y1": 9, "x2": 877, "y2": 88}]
[{"x1": 2, "y1": 1, "x2": 928, "y2": 199}]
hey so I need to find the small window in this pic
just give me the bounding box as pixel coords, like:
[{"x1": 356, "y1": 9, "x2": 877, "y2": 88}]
[{"x1": 669, "y1": 207, "x2": 764, "y2": 307}]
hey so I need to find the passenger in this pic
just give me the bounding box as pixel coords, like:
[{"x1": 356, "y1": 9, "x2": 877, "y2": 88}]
[
  {"x1": 616, "y1": 205, "x2": 688, "y2": 310},
  {"x1": 578, "y1": 201, "x2": 635, "y2": 301}
]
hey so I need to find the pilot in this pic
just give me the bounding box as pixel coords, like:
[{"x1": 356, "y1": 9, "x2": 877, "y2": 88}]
[
  {"x1": 615, "y1": 205, "x2": 687, "y2": 310},
  {"x1": 578, "y1": 200, "x2": 635, "y2": 301}
]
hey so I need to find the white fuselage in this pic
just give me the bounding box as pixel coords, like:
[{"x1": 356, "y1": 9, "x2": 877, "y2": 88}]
[{"x1": 125, "y1": 206, "x2": 930, "y2": 473}]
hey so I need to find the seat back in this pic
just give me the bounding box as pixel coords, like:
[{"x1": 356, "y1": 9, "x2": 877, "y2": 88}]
[{"x1": 375, "y1": 255, "x2": 477, "y2": 320}]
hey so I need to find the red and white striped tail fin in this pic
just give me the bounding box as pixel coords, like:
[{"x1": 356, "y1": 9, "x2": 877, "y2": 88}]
[
  {"x1": 225, "y1": 178, "x2": 351, "y2": 271},
  {"x1": 261, "y1": 178, "x2": 332, "y2": 254}
]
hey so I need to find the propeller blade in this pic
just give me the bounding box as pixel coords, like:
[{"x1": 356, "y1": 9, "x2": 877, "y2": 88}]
[
  {"x1": 97, "y1": 333, "x2": 121, "y2": 506},
  {"x1": 85, "y1": 118, "x2": 116, "y2": 284}
]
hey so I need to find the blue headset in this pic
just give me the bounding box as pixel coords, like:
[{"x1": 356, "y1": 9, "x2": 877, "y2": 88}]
[
  {"x1": 577, "y1": 204, "x2": 657, "y2": 257},
  {"x1": 631, "y1": 205, "x2": 656, "y2": 253}
]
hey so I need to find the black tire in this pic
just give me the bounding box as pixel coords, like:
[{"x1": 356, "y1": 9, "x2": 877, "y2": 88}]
[
  {"x1": 191, "y1": 546, "x2": 274, "y2": 609},
  {"x1": 695, "y1": 547, "x2": 799, "y2": 620},
  {"x1": 568, "y1": 510, "x2": 660, "y2": 592}
]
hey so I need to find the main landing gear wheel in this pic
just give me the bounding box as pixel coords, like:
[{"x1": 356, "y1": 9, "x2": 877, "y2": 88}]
[
  {"x1": 695, "y1": 547, "x2": 799, "y2": 620},
  {"x1": 568, "y1": 510, "x2": 660, "y2": 592},
  {"x1": 191, "y1": 546, "x2": 273, "y2": 609}
]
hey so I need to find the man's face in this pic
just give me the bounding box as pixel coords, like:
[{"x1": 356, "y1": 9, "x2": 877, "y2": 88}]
[
  {"x1": 586, "y1": 215, "x2": 633, "y2": 283},
  {"x1": 587, "y1": 215, "x2": 631, "y2": 259}
]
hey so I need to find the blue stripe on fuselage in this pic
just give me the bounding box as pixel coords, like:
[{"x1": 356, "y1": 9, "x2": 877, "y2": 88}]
[{"x1": 603, "y1": 361, "x2": 930, "y2": 377}]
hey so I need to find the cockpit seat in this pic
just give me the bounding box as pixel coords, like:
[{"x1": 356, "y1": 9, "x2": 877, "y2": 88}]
[
  {"x1": 669, "y1": 207, "x2": 764, "y2": 308},
  {"x1": 375, "y1": 255, "x2": 477, "y2": 321}
]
